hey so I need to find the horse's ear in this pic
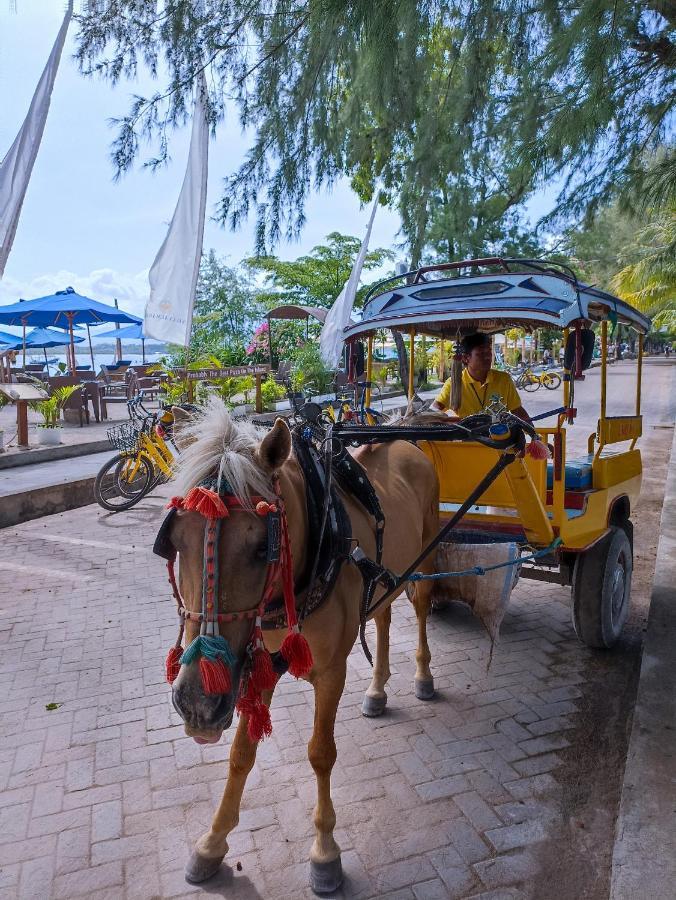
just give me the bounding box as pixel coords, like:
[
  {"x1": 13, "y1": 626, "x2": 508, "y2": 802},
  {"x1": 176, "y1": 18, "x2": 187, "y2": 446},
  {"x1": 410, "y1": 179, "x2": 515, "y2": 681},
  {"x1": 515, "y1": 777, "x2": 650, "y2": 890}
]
[
  {"x1": 171, "y1": 406, "x2": 196, "y2": 450},
  {"x1": 258, "y1": 418, "x2": 292, "y2": 472}
]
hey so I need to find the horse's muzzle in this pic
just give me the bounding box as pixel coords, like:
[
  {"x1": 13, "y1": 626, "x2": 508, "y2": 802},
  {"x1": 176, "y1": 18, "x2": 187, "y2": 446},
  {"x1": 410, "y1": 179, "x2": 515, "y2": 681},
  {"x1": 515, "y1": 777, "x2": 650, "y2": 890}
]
[{"x1": 171, "y1": 662, "x2": 240, "y2": 734}]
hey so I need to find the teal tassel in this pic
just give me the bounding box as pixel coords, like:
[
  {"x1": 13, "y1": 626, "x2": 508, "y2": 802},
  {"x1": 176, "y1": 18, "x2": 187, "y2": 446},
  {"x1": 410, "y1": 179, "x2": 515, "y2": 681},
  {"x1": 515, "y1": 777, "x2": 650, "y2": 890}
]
[{"x1": 180, "y1": 634, "x2": 236, "y2": 668}]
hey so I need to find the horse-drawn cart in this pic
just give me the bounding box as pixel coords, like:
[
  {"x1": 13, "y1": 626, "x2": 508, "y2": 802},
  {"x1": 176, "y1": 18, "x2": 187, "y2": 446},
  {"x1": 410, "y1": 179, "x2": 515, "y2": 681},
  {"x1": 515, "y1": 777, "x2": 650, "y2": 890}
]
[{"x1": 339, "y1": 257, "x2": 650, "y2": 649}]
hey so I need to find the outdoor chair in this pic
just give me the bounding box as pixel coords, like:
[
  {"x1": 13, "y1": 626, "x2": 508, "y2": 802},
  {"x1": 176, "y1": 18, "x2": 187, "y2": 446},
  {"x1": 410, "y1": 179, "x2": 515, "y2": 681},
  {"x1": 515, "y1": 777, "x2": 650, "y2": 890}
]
[
  {"x1": 24, "y1": 363, "x2": 47, "y2": 375},
  {"x1": 48, "y1": 375, "x2": 89, "y2": 427},
  {"x1": 274, "y1": 360, "x2": 292, "y2": 384}
]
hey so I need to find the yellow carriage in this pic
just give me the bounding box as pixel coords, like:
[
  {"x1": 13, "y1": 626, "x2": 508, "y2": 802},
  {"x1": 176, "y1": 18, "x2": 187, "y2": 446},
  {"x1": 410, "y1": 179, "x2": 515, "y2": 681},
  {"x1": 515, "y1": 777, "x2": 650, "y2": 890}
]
[{"x1": 339, "y1": 258, "x2": 650, "y2": 649}]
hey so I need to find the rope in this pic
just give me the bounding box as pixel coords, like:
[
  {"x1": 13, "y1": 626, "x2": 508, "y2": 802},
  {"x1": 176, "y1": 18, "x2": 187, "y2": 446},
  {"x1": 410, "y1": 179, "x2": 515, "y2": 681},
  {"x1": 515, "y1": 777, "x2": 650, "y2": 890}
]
[{"x1": 407, "y1": 538, "x2": 563, "y2": 582}]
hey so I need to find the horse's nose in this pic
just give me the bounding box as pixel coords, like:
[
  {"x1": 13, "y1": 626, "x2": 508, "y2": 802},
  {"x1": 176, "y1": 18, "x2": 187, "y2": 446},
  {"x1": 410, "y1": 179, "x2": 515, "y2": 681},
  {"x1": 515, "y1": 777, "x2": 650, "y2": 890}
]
[{"x1": 171, "y1": 663, "x2": 238, "y2": 731}]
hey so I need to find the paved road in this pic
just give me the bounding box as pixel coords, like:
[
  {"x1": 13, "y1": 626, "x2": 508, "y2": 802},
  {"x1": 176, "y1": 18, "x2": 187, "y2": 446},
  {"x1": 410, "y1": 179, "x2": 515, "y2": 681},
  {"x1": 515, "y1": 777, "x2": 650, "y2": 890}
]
[{"x1": 0, "y1": 359, "x2": 673, "y2": 900}]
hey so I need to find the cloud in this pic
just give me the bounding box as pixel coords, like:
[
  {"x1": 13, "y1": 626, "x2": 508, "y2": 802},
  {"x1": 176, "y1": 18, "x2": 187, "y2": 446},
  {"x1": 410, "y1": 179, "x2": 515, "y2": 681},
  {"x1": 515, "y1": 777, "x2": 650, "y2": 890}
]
[{"x1": 0, "y1": 268, "x2": 150, "y2": 334}]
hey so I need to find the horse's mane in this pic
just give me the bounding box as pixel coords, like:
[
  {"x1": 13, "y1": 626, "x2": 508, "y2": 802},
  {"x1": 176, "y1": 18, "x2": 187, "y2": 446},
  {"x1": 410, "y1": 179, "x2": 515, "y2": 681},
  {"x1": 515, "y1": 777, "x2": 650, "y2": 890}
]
[{"x1": 172, "y1": 397, "x2": 275, "y2": 506}]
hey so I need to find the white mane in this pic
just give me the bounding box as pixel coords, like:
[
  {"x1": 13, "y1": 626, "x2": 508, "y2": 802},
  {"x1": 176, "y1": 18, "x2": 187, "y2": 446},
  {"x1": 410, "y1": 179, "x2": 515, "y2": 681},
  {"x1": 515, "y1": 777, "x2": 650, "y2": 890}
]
[{"x1": 172, "y1": 396, "x2": 276, "y2": 507}]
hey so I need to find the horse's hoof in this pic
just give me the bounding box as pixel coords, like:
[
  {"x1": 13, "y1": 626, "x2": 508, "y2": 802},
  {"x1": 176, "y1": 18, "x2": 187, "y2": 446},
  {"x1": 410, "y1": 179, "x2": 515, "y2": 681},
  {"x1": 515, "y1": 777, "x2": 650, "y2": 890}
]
[
  {"x1": 185, "y1": 850, "x2": 223, "y2": 884},
  {"x1": 361, "y1": 693, "x2": 387, "y2": 717},
  {"x1": 414, "y1": 678, "x2": 435, "y2": 700},
  {"x1": 310, "y1": 856, "x2": 343, "y2": 895}
]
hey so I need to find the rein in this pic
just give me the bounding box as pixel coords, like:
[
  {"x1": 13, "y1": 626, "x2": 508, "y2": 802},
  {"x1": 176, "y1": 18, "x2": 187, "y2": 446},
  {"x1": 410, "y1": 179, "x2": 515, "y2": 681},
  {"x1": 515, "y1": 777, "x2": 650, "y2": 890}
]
[{"x1": 162, "y1": 477, "x2": 313, "y2": 743}]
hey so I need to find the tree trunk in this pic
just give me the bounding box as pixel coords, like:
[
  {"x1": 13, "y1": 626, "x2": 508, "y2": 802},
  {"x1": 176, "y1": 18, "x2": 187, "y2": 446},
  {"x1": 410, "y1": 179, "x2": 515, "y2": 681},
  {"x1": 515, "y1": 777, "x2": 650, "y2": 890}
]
[{"x1": 392, "y1": 330, "x2": 410, "y2": 397}]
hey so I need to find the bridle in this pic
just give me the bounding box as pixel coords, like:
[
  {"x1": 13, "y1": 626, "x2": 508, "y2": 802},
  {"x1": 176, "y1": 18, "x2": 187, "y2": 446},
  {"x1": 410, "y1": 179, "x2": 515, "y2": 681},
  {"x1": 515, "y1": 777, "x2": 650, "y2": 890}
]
[{"x1": 160, "y1": 474, "x2": 313, "y2": 742}]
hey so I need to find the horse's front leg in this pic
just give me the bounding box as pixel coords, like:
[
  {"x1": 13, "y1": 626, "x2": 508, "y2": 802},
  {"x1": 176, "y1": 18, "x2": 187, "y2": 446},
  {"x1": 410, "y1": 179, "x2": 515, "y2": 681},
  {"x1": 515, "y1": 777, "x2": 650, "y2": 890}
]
[
  {"x1": 308, "y1": 664, "x2": 346, "y2": 894},
  {"x1": 362, "y1": 604, "x2": 392, "y2": 717},
  {"x1": 408, "y1": 579, "x2": 435, "y2": 700},
  {"x1": 185, "y1": 686, "x2": 275, "y2": 884}
]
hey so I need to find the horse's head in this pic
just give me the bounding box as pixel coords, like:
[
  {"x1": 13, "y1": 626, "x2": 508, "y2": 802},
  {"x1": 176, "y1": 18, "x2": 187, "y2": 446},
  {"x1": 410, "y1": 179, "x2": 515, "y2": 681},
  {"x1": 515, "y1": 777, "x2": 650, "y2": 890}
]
[{"x1": 163, "y1": 404, "x2": 297, "y2": 743}]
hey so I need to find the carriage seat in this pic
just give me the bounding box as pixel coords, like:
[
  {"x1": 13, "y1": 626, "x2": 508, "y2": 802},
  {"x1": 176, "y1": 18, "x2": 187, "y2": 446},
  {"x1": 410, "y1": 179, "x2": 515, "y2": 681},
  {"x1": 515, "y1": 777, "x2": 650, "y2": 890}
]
[{"x1": 546, "y1": 454, "x2": 594, "y2": 491}]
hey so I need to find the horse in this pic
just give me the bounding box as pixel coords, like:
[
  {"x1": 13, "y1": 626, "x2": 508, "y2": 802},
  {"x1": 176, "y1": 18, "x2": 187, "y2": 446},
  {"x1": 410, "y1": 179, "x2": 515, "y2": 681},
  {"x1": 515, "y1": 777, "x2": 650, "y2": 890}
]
[{"x1": 160, "y1": 398, "x2": 440, "y2": 892}]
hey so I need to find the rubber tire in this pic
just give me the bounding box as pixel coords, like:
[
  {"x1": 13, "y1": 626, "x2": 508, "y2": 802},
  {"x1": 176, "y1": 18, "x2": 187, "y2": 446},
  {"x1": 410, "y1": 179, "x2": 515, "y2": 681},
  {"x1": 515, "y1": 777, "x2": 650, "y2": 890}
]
[
  {"x1": 572, "y1": 526, "x2": 632, "y2": 649},
  {"x1": 543, "y1": 372, "x2": 562, "y2": 390},
  {"x1": 94, "y1": 453, "x2": 154, "y2": 512}
]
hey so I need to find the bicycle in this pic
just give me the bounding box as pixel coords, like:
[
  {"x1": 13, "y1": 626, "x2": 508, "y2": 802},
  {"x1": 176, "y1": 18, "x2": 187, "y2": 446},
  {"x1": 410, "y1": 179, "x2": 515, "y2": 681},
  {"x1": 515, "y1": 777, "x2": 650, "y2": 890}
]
[
  {"x1": 514, "y1": 367, "x2": 562, "y2": 392},
  {"x1": 93, "y1": 393, "x2": 176, "y2": 512}
]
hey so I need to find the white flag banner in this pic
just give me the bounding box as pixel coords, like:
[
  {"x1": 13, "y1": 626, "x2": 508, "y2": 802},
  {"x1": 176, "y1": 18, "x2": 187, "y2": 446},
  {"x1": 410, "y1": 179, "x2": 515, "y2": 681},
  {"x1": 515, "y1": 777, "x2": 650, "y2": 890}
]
[
  {"x1": 320, "y1": 191, "x2": 381, "y2": 368},
  {"x1": 145, "y1": 71, "x2": 209, "y2": 345},
  {"x1": 0, "y1": 1, "x2": 73, "y2": 279}
]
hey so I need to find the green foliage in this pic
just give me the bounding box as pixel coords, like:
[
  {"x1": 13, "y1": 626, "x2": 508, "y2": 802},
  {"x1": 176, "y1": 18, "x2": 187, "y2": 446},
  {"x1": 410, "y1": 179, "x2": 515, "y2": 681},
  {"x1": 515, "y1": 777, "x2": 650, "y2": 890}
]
[
  {"x1": 610, "y1": 204, "x2": 676, "y2": 328},
  {"x1": 75, "y1": 2, "x2": 675, "y2": 258},
  {"x1": 290, "y1": 342, "x2": 332, "y2": 393},
  {"x1": 260, "y1": 377, "x2": 286, "y2": 408},
  {"x1": 29, "y1": 385, "x2": 79, "y2": 428},
  {"x1": 192, "y1": 251, "x2": 263, "y2": 355},
  {"x1": 246, "y1": 233, "x2": 393, "y2": 309}
]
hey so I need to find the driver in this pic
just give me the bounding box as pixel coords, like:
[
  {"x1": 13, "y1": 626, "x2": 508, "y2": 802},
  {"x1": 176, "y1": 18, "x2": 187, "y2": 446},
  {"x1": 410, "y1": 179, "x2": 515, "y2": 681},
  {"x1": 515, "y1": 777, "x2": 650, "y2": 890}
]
[{"x1": 432, "y1": 332, "x2": 530, "y2": 421}]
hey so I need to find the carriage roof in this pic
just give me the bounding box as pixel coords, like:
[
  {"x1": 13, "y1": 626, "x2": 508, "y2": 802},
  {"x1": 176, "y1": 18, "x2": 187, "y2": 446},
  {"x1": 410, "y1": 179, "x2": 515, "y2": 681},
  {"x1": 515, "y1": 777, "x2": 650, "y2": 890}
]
[{"x1": 343, "y1": 257, "x2": 651, "y2": 340}]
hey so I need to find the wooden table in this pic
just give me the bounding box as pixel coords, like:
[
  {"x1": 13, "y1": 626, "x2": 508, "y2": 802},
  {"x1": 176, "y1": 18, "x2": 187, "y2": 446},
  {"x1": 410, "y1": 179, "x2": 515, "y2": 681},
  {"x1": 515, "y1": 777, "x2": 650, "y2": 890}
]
[{"x1": 0, "y1": 383, "x2": 48, "y2": 449}]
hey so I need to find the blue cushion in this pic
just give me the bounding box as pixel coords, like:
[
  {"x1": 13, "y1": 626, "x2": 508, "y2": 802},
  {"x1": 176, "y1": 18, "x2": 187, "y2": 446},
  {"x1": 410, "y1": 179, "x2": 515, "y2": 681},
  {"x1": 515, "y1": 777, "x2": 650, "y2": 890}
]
[{"x1": 546, "y1": 455, "x2": 593, "y2": 490}]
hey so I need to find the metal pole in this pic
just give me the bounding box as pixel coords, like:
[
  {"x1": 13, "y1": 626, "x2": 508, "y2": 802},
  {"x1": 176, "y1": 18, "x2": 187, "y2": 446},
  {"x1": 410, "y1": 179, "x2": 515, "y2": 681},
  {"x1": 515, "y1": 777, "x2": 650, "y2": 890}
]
[
  {"x1": 142, "y1": 338, "x2": 146, "y2": 365},
  {"x1": 22, "y1": 322, "x2": 26, "y2": 371},
  {"x1": 636, "y1": 332, "x2": 643, "y2": 416},
  {"x1": 600, "y1": 320, "x2": 607, "y2": 423},
  {"x1": 86, "y1": 323, "x2": 96, "y2": 373},
  {"x1": 408, "y1": 328, "x2": 415, "y2": 399},
  {"x1": 68, "y1": 314, "x2": 76, "y2": 375},
  {"x1": 113, "y1": 298, "x2": 122, "y2": 362},
  {"x1": 365, "y1": 335, "x2": 373, "y2": 408}
]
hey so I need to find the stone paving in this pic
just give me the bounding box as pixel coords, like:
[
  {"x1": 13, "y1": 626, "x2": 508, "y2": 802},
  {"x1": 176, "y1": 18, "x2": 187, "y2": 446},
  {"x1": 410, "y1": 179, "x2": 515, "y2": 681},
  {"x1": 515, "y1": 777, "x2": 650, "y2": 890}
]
[{"x1": 0, "y1": 488, "x2": 602, "y2": 900}]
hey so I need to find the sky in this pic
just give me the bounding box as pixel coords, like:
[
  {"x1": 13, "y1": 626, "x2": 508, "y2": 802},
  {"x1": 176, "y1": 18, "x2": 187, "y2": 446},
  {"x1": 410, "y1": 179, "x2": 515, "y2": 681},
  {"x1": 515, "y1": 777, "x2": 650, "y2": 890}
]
[{"x1": 0, "y1": 1, "x2": 557, "y2": 336}]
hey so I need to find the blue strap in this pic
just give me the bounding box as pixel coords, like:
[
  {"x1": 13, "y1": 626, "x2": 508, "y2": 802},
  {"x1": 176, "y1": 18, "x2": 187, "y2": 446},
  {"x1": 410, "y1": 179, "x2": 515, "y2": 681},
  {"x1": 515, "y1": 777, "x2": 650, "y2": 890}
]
[{"x1": 408, "y1": 538, "x2": 562, "y2": 581}]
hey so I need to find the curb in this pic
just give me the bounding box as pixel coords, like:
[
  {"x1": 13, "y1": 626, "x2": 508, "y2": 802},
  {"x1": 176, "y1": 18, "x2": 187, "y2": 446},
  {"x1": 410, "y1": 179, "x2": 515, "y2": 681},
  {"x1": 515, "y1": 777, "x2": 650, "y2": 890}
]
[
  {"x1": 610, "y1": 423, "x2": 676, "y2": 898},
  {"x1": 0, "y1": 474, "x2": 98, "y2": 529},
  {"x1": 0, "y1": 438, "x2": 110, "y2": 470}
]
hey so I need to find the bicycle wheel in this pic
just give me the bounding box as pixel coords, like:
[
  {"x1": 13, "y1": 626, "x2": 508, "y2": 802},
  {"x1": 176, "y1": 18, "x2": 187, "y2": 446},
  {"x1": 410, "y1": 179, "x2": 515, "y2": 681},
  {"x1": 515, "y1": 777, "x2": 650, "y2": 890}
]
[
  {"x1": 542, "y1": 372, "x2": 562, "y2": 390},
  {"x1": 522, "y1": 374, "x2": 541, "y2": 392},
  {"x1": 94, "y1": 453, "x2": 154, "y2": 512}
]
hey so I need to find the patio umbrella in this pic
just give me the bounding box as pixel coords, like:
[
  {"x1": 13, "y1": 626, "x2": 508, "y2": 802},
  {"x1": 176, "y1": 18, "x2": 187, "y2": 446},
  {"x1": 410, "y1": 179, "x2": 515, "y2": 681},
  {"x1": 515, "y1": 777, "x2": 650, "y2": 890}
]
[
  {"x1": 93, "y1": 322, "x2": 148, "y2": 363},
  {"x1": 1, "y1": 326, "x2": 85, "y2": 370},
  {"x1": 0, "y1": 329, "x2": 20, "y2": 345},
  {"x1": 0, "y1": 287, "x2": 141, "y2": 374}
]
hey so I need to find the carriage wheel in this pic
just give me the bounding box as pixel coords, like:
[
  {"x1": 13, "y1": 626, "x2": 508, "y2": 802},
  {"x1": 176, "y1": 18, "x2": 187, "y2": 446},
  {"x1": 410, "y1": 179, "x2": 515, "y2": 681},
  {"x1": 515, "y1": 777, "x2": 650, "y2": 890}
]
[{"x1": 572, "y1": 526, "x2": 632, "y2": 648}]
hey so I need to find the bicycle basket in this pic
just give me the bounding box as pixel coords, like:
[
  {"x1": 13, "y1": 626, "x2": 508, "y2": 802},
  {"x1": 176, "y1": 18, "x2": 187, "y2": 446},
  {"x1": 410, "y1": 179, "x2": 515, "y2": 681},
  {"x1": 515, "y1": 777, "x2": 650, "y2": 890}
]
[{"x1": 107, "y1": 421, "x2": 142, "y2": 453}]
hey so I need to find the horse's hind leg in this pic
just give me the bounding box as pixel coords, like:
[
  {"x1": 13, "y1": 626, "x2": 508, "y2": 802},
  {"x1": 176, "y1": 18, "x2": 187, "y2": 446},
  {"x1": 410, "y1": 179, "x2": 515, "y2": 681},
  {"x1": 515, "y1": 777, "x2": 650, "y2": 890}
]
[
  {"x1": 361, "y1": 604, "x2": 392, "y2": 717},
  {"x1": 185, "y1": 687, "x2": 274, "y2": 884},
  {"x1": 308, "y1": 664, "x2": 346, "y2": 894},
  {"x1": 408, "y1": 578, "x2": 435, "y2": 700}
]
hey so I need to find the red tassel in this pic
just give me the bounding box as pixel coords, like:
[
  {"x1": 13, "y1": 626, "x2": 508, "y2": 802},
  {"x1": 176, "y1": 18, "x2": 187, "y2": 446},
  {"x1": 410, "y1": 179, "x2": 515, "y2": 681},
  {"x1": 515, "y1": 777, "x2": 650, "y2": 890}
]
[
  {"x1": 247, "y1": 701, "x2": 272, "y2": 743},
  {"x1": 167, "y1": 496, "x2": 185, "y2": 510},
  {"x1": 250, "y1": 646, "x2": 277, "y2": 692},
  {"x1": 526, "y1": 439, "x2": 550, "y2": 460},
  {"x1": 165, "y1": 646, "x2": 182, "y2": 684},
  {"x1": 280, "y1": 628, "x2": 314, "y2": 678},
  {"x1": 256, "y1": 500, "x2": 275, "y2": 516},
  {"x1": 199, "y1": 657, "x2": 232, "y2": 695},
  {"x1": 183, "y1": 487, "x2": 229, "y2": 519}
]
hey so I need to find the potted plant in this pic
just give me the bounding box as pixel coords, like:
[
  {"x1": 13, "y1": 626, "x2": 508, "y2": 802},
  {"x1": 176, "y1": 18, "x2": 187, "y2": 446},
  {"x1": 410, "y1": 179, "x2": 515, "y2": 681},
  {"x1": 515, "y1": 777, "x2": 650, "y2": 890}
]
[{"x1": 29, "y1": 385, "x2": 79, "y2": 446}]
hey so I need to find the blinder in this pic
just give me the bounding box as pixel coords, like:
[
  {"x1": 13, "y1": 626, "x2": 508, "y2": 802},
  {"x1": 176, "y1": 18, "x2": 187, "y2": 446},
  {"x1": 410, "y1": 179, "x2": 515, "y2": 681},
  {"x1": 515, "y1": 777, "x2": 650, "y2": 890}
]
[{"x1": 153, "y1": 508, "x2": 177, "y2": 561}]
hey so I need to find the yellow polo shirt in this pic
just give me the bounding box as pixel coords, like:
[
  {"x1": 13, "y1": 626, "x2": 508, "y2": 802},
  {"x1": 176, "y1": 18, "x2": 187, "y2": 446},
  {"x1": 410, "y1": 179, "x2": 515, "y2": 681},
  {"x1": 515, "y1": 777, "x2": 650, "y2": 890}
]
[{"x1": 435, "y1": 368, "x2": 521, "y2": 417}]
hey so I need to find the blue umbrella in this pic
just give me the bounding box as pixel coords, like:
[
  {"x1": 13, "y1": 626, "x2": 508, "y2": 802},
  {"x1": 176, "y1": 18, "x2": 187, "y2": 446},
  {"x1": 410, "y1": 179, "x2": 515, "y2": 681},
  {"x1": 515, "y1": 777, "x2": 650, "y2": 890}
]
[
  {"x1": 96, "y1": 322, "x2": 146, "y2": 363},
  {"x1": 93, "y1": 321, "x2": 149, "y2": 363},
  {"x1": 2, "y1": 326, "x2": 85, "y2": 350},
  {"x1": 0, "y1": 327, "x2": 85, "y2": 372},
  {"x1": 0, "y1": 287, "x2": 141, "y2": 373},
  {"x1": 0, "y1": 329, "x2": 20, "y2": 345}
]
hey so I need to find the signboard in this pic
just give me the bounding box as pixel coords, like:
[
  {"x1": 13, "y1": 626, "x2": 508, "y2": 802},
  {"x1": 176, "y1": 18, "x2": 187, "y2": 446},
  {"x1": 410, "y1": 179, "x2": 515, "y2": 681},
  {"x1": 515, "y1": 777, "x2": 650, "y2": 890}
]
[{"x1": 185, "y1": 365, "x2": 270, "y2": 380}]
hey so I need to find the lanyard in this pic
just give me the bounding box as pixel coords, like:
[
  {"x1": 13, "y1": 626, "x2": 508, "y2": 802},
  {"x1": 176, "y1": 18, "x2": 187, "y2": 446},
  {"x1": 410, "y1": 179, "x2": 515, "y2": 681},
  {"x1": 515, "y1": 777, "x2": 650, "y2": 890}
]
[{"x1": 469, "y1": 381, "x2": 489, "y2": 411}]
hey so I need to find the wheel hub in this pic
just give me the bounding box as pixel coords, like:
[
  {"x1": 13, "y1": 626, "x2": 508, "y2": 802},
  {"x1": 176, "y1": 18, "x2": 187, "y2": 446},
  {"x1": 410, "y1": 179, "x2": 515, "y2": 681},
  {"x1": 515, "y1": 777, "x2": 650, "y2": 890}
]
[{"x1": 610, "y1": 560, "x2": 626, "y2": 619}]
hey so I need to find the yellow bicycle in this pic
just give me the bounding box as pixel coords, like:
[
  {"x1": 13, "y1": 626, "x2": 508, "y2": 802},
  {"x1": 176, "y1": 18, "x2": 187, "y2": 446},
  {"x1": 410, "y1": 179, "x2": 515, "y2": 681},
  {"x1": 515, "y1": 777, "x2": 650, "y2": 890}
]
[{"x1": 94, "y1": 395, "x2": 176, "y2": 512}]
